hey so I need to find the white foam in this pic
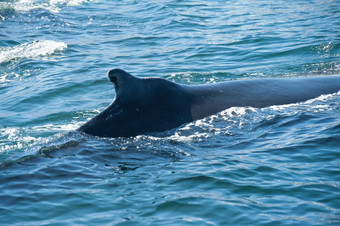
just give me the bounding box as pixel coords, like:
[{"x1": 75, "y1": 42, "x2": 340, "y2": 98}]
[
  {"x1": 32, "y1": 123, "x2": 79, "y2": 132},
  {"x1": 50, "y1": 0, "x2": 87, "y2": 7},
  {"x1": 0, "y1": 123, "x2": 79, "y2": 154},
  {"x1": 0, "y1": 40, "x2": 67, "y2": 63},
  {"x1": 0, "y1": 127, "x2": 38, "y2": 153},
  {"x1": 0, "y1": 0, "x2": 90, "y2": 14},
  {"x1": 0, "y1": 0, "x2": 57, "y2": 13}
]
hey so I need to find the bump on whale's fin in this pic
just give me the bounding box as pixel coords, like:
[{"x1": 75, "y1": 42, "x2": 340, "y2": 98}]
[{"x1": 107, "y1": 69, "x2": 136, "y2": 93}]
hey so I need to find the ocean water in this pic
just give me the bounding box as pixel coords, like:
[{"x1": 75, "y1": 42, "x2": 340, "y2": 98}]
[{"x1": 1, "y1": 0, "x2": 340, "y2": 225}]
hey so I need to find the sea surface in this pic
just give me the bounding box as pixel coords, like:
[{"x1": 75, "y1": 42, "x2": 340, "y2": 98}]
[{"x1": 1, "y1": 0, "x2": 340, "y2": 225}]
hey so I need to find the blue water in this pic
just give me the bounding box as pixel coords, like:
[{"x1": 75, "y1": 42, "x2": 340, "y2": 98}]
[{"x1": 1, "y1": 0, "x2": 340, "y2": 225}]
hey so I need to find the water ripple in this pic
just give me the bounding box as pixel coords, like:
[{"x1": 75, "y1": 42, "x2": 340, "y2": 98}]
[{"x1": 1, "y1": 0, "x2": 340, "y2": 225}]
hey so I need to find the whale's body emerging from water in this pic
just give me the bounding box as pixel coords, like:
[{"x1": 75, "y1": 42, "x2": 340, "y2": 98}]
[{"x1": 78, "y1": 69, "x2": 340, "y2": 138}]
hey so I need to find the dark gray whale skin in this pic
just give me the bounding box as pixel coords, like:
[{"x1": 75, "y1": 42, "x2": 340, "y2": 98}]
[{"x1": 77, "y1": 69, "x2": 340, "y2": 138}]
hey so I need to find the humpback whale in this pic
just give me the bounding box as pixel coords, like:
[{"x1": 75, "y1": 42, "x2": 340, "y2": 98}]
[{"x1": 77, "y1": 69, "x2": 340, "y2": 138}]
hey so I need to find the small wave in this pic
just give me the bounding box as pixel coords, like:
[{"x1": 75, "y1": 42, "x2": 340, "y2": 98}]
[
  {"x1": 0, "y1": 127, "x2": 40, "y2": 164},
  {"x1": 167, "y1": 92, "x2": 340, "y2": 144},
  {"x1": 166, "y1": 71, "x2": 241, "y2": 85},
  {"x1": 0, "y1": 121, "x2": 80, "y2": 155},
  {"x1": 0, "y1": 0, "x2": 89, "y2": 14},
  {"x1": 51, "y1": 0, "x2": 88, "y2": 7},
  {"x1": 0, "y1": 40, "x2": 67, "y2": 64}
]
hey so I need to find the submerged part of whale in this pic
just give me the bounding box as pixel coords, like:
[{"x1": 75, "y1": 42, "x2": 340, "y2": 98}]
[{"x1": 77, "y1": 69, "x2": 340, "y2": 138}]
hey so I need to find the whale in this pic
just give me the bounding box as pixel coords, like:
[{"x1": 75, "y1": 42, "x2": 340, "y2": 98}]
[{"x1": 77, "y1": 69, "x2": 340, "y2": 138}]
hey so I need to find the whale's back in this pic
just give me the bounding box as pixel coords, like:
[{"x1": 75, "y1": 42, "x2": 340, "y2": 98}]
[{"x1": 185, "y1": 75, "x2": 340, "y2": 120}]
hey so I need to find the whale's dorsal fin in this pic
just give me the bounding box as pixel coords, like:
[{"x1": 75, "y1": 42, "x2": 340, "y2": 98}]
[
  {"x1": 108, "y1": 69, "x2": 136, "y2": 92},
  {"x1": 107, "y1": 69, "x2": 142, "y2": 104}
]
